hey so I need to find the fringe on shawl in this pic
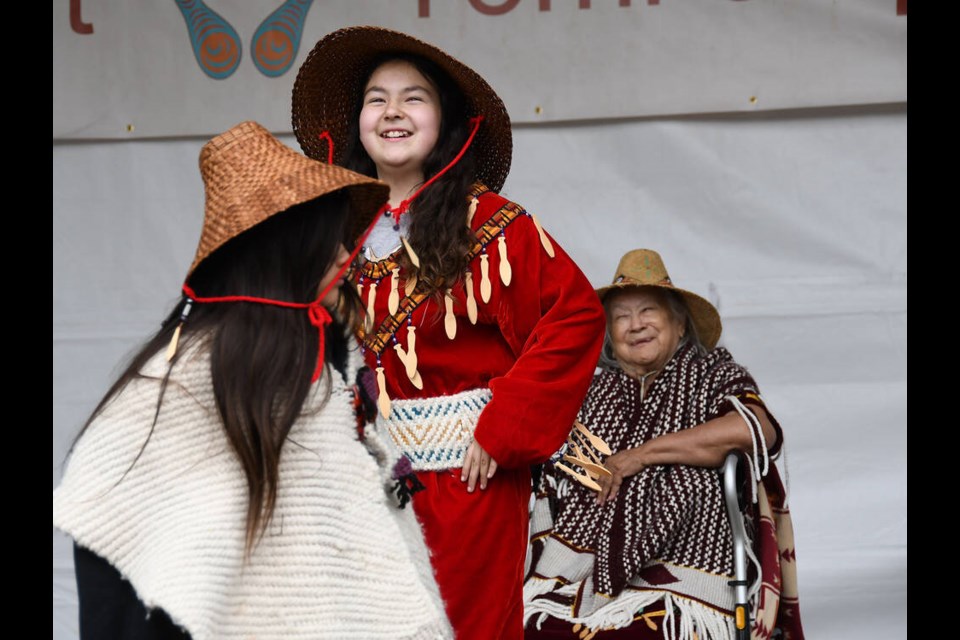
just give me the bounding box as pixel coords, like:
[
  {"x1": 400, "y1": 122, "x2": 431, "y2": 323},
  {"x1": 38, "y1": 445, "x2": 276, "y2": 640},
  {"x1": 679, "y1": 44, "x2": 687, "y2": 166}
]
[
  {"x1": 722, "y1": 394, "x2": 771, "y2": 605},
  {"x1": 719, "y1": 393, "x2": 773, "y2": 508},
  {"x1": 524, "y1": 576, "x2": 736, "y2": 640}
]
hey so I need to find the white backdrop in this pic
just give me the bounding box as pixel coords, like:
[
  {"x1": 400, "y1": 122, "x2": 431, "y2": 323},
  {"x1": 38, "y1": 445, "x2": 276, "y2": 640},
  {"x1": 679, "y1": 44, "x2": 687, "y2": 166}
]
[
  {"x1": 54, "y1": 0, "x2": 906, "y2": 137},
  {"x1": 53, "y1": 3, "x2": 906, "y2": 639},
  {"x1": 53, "y1": 105, "x2": 906, "y2": 640}
]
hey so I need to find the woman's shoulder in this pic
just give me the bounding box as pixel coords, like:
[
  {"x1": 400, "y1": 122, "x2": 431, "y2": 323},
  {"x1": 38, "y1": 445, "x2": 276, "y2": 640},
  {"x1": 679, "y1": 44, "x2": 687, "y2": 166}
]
[
  {"x1": 97, "y1": 337, "x2": 217, "y2": 423},
  {"x1": 694, "y1": 346, "x2": 763, "y2": 399},
  {"x1": 468, "y1": 183, "x2": 548, "y2": 251},
  {"x1": 472, "y1": 182, "x2": 513, "y2": 205},
  {"x1": 470, "y1": 183, "x2": 525, "y2": 219},
  {"x1": 139, "y1": 334, "x2": 211, "y2": 379},
  {"x1": 702, "y1": 346, "x2": 748, "y2": 373},
  {"x1": 699, "y1": 345, "x2": 730, "y2": 362}
]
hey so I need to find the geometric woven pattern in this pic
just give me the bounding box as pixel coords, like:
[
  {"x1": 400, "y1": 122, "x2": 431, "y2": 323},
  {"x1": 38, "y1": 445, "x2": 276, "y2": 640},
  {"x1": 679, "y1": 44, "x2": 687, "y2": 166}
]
[
  {"x1": 548, "y1": 344, "x2": 762, "y2": 595},
  {"x1": 379, "y1": 388, "x2": 492, "y2": 471}
]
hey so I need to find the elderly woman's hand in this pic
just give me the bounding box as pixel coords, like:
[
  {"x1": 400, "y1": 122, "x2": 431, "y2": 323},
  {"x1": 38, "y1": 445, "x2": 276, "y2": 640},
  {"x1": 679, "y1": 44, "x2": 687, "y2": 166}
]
[{"x1": 596, "y1": 447, "x2": 647, "y2": 505}]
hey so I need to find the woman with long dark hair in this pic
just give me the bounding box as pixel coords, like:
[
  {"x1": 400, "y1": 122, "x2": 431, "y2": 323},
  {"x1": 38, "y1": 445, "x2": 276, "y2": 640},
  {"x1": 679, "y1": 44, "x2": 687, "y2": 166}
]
[{"x1": 53, "y1": 121, "x2": 452, "y2": 640}]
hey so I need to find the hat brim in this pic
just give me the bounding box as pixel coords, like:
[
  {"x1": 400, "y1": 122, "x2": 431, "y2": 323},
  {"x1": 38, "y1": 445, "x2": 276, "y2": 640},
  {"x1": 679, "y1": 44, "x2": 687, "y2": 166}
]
[
  {"x1": 292, "y1": 26, "x2": 512, "y2": 192},
  {"x1": 596, "y1": 282, "x2": 722, "y2": 351},
  {"x1": 189, "y1": 122, "x2": 389, "y2": 278}
]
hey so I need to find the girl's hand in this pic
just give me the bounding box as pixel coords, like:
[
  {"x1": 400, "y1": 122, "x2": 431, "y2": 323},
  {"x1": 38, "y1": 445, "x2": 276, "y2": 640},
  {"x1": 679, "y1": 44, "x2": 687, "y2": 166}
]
[
  {"x1": 461, "y1": 439, "x2": 499, "y2": 492},
  {"x1": 596, "y1": 447, "x2": 645, "y2": 505}
]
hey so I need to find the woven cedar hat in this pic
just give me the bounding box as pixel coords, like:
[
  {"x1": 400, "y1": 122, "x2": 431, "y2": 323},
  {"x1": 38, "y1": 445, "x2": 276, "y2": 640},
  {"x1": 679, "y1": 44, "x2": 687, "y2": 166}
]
[
  {"x1": 291, "y1": 26, "x2": 512, "y2": 192},
  {"x1": 188, "y1": 120, "x2": 389, "y2": 278},
  {"x1": 595, "y1": 249, "x2": 723, "y2": 350}
]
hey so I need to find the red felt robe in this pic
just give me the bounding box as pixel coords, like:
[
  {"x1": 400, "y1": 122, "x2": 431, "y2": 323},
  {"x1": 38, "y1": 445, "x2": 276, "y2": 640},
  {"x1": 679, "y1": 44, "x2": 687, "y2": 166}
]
[{"x1": 353, "y1": 187, "x2": 605, "y2": 639}]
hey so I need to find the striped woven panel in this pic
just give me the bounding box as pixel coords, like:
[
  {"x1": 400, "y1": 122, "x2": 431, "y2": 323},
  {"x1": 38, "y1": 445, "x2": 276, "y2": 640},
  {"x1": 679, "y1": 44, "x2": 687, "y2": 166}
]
[{"x1": 377, "y1": 388, "x2": 492, "y2": 471}]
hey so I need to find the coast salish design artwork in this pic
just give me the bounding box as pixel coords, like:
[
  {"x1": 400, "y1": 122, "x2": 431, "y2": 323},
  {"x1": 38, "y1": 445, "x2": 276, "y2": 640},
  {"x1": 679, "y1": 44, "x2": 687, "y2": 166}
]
[
  {"x1": 251, "y1": 0, "x2": 314, "y2": 78},
  {"x1": 174, "y1": 0, "x2": 242, "y2": 80},
  {"x1": 172, "y1": 0, "x2": 313, "y2": 79},
  {"x1": 69, "y1": 0, "x2": 908, "y2": 70}
]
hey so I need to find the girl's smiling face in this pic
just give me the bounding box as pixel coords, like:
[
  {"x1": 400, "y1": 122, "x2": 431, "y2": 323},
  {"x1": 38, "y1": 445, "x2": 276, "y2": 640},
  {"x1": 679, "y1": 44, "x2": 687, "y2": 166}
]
[{"x1": 359, "y1": 59, "x2": 442, "y2": 184}]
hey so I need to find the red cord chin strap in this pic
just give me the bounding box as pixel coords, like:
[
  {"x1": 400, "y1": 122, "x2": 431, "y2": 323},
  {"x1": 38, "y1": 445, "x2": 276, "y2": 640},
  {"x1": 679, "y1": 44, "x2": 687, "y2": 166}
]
[
  {"x1": 182, "y1": 283, "x2": 332, "y2": 383},
  {"x1": 387, "y1": 115, "x2": 484, "y2": 226},
  {"x1": 180, "y1": 216, "x2": 378, "y2": 384}
]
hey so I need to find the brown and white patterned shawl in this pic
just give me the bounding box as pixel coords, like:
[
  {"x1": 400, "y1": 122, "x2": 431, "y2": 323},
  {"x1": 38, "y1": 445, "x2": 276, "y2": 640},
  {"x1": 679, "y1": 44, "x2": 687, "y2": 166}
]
[{"x1": 547, "y1": 343, "x2": 762, "y2": 597}]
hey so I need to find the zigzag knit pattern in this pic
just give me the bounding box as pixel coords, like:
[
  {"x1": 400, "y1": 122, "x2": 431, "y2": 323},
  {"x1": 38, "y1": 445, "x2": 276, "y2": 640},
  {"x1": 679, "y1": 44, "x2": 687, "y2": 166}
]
[
  {"x1": 526, "y1": 344, "x2": 768, "y2": 634},
  {"x1": 378, "y1": 388, "x2": 492, "y2": 471},
  {"x1": 53, "y1": 343, "x2": 453, "y2": 640},
  {"x1": 558, "y1": 345, "x2": 760, "y2": 597},
  {"x1": 526, "y1": 345, "x2": 805, "y2": 638}
]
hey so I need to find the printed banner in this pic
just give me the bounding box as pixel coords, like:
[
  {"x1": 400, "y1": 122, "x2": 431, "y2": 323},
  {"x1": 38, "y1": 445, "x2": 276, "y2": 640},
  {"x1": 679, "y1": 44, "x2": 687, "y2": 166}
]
[{"x1": 54, "y1": 0, "x2": 907, "y2": 139}]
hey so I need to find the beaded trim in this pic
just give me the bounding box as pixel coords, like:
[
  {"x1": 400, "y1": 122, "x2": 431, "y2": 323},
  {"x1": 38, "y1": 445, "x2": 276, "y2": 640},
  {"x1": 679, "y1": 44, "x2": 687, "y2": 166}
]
[
  {"x1": 359, "y1": 195, "x2": 524, "y2": 356},
  {"x1": 356, "y1": 184, "x2": 492, "y2": 281},
  {"x1": 469, "y1": 200, "x2": 524, "y2": 256},
  {"x1": 377, "y1": 388, "x2": 493, "y2": 471},
  {"x1": 361, "y1": 286, "x2": 431, "y2": 356}
]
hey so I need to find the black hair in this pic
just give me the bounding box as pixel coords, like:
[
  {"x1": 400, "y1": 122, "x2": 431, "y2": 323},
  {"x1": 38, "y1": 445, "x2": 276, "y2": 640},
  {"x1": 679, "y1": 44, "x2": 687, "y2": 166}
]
[{"x1": 72, "y1": 189, "x2": 363, "y2": 554}]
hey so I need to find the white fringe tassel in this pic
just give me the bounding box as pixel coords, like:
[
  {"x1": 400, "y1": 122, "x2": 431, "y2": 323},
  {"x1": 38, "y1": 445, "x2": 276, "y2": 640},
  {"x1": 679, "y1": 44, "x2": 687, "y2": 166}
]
[
  {"x1": 662, "y1": 594, "x2": 733, "y2": 640},
  {"x1": 524, "y1": 579, "x2": 736, "y2": 640},
  {"x1": 722, "y1": 395, "x2": 767, "y2": 602},
  {"x1": 757, "y1": 393, "x2": 792, "y2": 510},
  {"x1": 724, "y1": 395, "x2": 770, "y2": 499}
]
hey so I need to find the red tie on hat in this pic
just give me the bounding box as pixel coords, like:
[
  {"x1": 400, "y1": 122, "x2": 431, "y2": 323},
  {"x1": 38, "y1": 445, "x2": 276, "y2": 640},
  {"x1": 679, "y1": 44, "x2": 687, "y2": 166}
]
[{"x1": 169, "y1": 217, "x2": 380, "y2": 383}]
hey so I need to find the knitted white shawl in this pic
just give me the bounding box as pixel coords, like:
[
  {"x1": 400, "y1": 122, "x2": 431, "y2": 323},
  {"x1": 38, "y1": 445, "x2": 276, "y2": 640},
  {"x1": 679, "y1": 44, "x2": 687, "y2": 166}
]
[{"x1": 53, "y1": 342, "x2": 452, "y2": 640}]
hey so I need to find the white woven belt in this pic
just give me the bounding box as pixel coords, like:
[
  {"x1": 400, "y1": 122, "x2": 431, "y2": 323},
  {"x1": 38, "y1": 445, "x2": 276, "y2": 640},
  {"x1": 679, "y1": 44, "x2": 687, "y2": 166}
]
[{"x1": 376, "y1": 388, "x2": 493, "y2": 471}]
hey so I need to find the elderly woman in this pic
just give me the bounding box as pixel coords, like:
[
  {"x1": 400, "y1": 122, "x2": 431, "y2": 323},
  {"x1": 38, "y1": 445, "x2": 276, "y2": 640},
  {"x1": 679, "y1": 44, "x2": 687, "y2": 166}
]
[{"x1": 523, "y1": 249, "x2": 805, "y2": 640}]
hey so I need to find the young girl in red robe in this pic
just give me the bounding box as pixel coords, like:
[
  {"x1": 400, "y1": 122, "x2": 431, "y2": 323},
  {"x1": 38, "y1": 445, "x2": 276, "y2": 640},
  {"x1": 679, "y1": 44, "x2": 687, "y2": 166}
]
[{"x1": 292, "y1": 27, "x2": 606, "y2": 640}]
